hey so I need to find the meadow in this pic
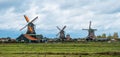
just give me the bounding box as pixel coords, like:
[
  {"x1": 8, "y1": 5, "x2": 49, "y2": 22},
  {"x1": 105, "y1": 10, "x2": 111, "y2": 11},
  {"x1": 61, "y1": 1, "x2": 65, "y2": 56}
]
[{"x1": 0, "y1": 42, "x2": 120, "y2": 57}]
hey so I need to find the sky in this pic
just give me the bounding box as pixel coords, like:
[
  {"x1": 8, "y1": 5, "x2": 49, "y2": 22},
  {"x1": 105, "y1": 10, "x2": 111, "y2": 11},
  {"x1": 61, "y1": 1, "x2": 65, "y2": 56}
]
[{"x1": 0, "y1": 0, "x2": 120, "y2": 38}]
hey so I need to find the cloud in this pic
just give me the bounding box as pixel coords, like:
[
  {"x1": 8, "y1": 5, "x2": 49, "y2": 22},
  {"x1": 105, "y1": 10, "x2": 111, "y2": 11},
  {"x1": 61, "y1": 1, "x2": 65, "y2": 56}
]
[
  {"x1": 87, "y1": 0, "x2": 120, "y2": 14},
  {"x1": 0, "y1": 0, "x2": 120, "y2": 38}
]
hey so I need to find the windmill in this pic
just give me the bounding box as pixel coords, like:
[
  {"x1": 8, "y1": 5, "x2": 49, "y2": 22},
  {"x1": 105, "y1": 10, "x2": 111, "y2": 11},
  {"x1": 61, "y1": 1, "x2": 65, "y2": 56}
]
[
  {"x1": 20, "y1": 15, "x2": 38, "y2": 37},
  {"x1": 16, "y1": 15, "x2": 40, "y2": 43},
  {"x1": 56, "y1": 26, "x2": 66, "y2": 41},
  {"x1": 82, "y1": 21, "x2": 97, "y2": 41}
]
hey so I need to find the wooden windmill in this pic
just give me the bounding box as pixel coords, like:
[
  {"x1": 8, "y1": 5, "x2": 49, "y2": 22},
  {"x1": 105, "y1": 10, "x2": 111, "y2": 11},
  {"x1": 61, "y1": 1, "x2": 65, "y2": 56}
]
[
  {"x1": 17, "y1": 15, "x2": 38, "y2": 43},
  {"x1": 82, "y1": 21, "x2": 97, "y2": 41},
  {"x1": 56, "y1": 26, "x2": 66, "y2": 41}
]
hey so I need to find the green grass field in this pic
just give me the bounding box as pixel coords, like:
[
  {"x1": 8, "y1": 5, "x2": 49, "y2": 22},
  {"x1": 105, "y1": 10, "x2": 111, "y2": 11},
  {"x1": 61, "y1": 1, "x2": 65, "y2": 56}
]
[{"x1": 0, "y1": 42, "x2": 120, "y2": 57}]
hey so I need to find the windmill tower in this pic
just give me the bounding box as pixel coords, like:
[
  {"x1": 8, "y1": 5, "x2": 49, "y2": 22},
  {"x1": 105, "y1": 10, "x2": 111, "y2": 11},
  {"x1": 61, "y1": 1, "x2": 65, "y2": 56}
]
[
  {"x1": 82, "y1": 21, "x2": 97, "y2": 41},
  {"x1": 17, "y1": 15, "x2": 38, "y2": 43},
  {"x1": 56, "y1": 26, "x2": 66, "y2": 41}
]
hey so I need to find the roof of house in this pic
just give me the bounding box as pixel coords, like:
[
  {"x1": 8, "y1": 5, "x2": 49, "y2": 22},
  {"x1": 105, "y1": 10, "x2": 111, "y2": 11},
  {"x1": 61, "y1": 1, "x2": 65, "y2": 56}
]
[{"x1": 24, "y1": 34, "x2": 37, "y2": 40}]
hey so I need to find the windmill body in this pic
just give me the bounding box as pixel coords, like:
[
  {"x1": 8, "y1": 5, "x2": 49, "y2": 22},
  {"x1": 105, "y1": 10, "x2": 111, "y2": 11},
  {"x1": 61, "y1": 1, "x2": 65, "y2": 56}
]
[
  {"x1": 26, "y1": 22, "x2": 36, "y2": 34},
  {"x1": 59, "y1": 30, "x2": 65, "y2": 39},
  {"x1": 83, "y1": 21, "x2": 97, "y2": 41}
]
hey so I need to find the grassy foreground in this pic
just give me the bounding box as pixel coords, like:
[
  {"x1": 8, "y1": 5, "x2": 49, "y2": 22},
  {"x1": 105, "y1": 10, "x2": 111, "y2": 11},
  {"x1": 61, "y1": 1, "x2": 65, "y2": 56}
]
[{"x1": 0, "y1": 42, "x2": 120, "y2": 57}]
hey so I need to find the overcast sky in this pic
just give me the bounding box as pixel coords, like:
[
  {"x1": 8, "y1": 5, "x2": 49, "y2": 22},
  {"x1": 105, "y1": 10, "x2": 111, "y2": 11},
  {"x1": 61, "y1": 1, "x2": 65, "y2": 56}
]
[{"x1": 0, "y1": 0, "x2": 120, "y2": 38}]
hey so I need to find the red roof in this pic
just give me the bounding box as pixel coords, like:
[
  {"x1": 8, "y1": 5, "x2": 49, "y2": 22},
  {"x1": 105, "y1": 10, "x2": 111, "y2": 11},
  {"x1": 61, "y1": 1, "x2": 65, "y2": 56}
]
[{"x1": 24, "y1": 34, "x2": 37, "y2": 40}]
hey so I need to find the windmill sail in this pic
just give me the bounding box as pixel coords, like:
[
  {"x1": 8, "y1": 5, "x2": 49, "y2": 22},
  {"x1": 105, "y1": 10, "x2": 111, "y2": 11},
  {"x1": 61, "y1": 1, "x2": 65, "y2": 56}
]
[{"x1": 24, "y1": 15, "x2": 30, "y2": 22}]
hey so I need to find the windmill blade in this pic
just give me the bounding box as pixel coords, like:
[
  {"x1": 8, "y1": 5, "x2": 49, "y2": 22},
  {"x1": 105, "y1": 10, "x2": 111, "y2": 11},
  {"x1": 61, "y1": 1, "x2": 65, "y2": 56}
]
[
  {"x1": 30, "y1": 16, "x2": 38, "y2": 23},
  {"x1": 93, "y1": 29, "x2": 97, "y2": 31},
  {"x1": 28, "y1": 26, "x2": 33, "y2": 32},
  {"x1": 56, "y1": 32, "x2": 60, "y2": 36},
  {"x1": 20, "y1": 24, "x2": 28, "y2": 31},
  {"x1": 56, "y1": 26, "x2": 61, "y2": 31},
  {"x1": 82, "y1": 29, "x2": 89, "y2": 30},
  {"x1": 89, "y1": 21, "x2": 91, "y2": 29},
  {"x1": 20, "y1": 22, "x2": 34, "y2": 31},
  {"x1": 62, "y1": 26, "x2": 66, "y2": 30},
  {"x1": 24, "y1": 15, "x2": 30, "y2": 22}
]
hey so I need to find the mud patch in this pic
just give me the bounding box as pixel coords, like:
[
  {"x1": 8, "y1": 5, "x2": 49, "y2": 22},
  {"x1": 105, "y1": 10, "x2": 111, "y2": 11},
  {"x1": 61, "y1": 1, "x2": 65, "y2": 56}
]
[
  {"x1": 96, "y1": 52, "x2": 120, "y2": 55},
  {"x1": 14, "y1": 52, "x2": 89, "y2": 55},
  {"x1": 13, "y1": 52, "x2": 120, "y2": 55}
]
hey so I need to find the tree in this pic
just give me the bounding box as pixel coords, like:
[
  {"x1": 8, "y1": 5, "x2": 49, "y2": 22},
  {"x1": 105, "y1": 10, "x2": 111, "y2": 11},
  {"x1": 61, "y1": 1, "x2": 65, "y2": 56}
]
[
  {"x1": 113, "y1": 32, "x2": 119, "y2": 39},
  {"x1": 97, "y1": 35, "x2": 102, "y2": 38},
  {"x1": 101, "y1": 33, "x2": 106, "y2": 38},
  {"x1": 107, "y1": 34, "x2": 113, "y2": 39}
]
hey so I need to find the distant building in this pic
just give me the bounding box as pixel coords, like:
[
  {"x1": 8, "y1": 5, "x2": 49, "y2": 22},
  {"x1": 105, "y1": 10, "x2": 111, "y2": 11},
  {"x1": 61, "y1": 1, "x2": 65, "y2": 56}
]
[
  {"x1": 94, "y1": 38, "x2": 110, "y2": 41},
  {"x1": 0, "y1": 37, "x2": 11, "y2": 43},
  {"x1": 66, "y1": 34, "x2": 71, "y2": 40}
]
